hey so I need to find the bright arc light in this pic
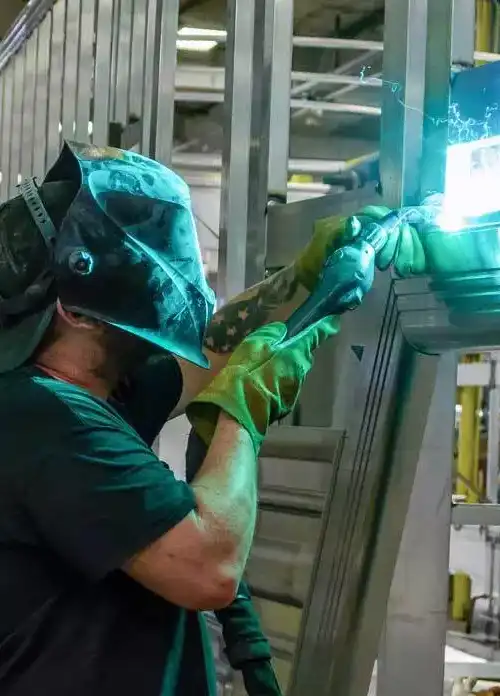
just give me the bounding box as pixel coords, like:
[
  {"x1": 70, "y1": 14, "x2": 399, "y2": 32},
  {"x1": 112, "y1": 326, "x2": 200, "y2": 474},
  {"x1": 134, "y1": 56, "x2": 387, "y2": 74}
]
[
  {"x1": 443, "y1": 134, "x2": 500, "y2": 225},
  {"x1": 176, "y1": 39, "x2": 218, "y2": 52}
]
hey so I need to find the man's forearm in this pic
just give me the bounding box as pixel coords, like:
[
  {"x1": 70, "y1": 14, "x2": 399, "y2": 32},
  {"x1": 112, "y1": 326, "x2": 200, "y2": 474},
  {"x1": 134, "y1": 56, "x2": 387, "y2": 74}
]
[
  {"x1": 204, "y1": 263, "x2": 308, "y2": 356},
  {"x1": 191, "y1": 412, "x2": 258, "y2": 581}
]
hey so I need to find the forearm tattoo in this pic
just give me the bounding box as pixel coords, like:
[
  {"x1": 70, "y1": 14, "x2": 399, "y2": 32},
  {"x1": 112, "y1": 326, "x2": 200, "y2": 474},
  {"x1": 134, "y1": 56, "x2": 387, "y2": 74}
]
[{"x1": 204, "y1": 265, "x2": 299, "y2": 354}]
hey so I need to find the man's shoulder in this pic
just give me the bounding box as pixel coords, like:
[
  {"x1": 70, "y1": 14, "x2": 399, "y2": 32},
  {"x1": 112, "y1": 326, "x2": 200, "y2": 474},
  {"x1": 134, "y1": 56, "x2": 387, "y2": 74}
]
[{"x1": 0, "y1": 367, "x2": 122, "y2": 432}]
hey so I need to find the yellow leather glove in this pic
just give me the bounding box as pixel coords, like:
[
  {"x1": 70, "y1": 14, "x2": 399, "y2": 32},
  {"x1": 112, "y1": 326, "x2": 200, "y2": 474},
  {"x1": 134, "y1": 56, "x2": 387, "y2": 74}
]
[
  {"x1": 294, "y1": 206, "x2": 426, "y2": 292},
  {"x1": 186, "y1": 318, "x2": 338, "y2": 454}
]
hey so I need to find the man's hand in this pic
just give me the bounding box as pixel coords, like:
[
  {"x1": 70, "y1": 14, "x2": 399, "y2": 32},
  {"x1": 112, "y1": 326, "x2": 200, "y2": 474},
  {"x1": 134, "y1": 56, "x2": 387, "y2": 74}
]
[
  {"x1": 294, "y1": 205, "x2": 427, "y2": 292},
  {"x1": 187, "y1": 318, "x2": 338, "y2": 453}
]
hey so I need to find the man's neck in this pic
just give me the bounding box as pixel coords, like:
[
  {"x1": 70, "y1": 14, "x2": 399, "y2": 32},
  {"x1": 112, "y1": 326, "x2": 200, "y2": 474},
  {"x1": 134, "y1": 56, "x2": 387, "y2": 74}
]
[{"x1": 35, "y1": 351, "x2": 113, "y2": 400}]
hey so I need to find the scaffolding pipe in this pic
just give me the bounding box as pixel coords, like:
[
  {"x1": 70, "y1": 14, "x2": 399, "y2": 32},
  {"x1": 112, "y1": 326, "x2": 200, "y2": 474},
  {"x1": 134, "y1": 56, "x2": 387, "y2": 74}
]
[
  {"x1": 175, "y1": 65, "x2": 383, "y2": 90},
  {"x1": 171, "y1": 152, "x2": 347, "y2": 174},
  {"x1": 174, "y1": 90, "x2": 381, "y2": 115}
]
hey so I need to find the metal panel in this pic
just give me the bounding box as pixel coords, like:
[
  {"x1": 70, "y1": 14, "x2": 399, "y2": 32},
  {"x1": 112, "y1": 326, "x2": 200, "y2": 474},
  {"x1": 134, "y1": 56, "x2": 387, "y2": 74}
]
[
  {"x1": 75, "y1": 0, "x2": 95, "y2": 142},
  {"x1": 93, "y1": 0, "x2": 114, "y2": 146},
  {"x1": 33, "y1": 13, "x2": 51, "y2": 179},
  {"x1": 46, "y1": 0, "x2": 65, "y2": 167},
  {"x1": 1, "y1": 63, "x2": 14, "y2": 201},
  {"x1": 10, "y1": 47, "x2": 26, "y2": 195},
  {"x1": 114, "y1": 0, "x2": 133, "y2": 124},
  {"x1": 21, "y1": 32, "x2": 38, "y2": 177},
  {"x1": 62, "y1": 0, "x2": 81, "y2": 140}
]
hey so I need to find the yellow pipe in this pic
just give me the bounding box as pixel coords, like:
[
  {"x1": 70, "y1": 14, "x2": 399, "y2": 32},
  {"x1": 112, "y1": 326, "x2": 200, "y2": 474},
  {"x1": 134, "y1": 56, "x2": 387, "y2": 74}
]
[
  {"x1": 456, "y1": 356, "x2": 483, "y2": 502},
  {"x1": 476, "y1": 0, "x2": 493, "y2": 63}
]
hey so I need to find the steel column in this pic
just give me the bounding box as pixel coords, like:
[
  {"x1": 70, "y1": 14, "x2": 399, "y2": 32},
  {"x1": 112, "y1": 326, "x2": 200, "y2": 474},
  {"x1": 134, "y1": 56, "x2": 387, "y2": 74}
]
[
  {"x1": 218, "y1": 0, "x2": 278, "y2": 302},
  {"x1": 46, "y1": 0, "x2": 65, "y2": 167},
  {"x1": 377, "y1": 1, "x2": 459, "y2": 695},
  {"x1": 20, "y1": 31, "x2": 38, "y2": 177},
  {"x1": 10, "y1": 46, "x2": 26, "y2": 194},
  {"x1": 75, "y1": 0, "x2": 95, "y2": 142},
  {"x1": 114, "y1": 0, "x2": 133, "y2": 124},
  {"x1": 149, "y1": 0, "x2": 179, "y2": 164},
  {"x1": 1, "y1": 63, "x2": 14, "y2": 200},
  {"x1": 93, "y1": 0, "x2": 114, "y2": 147},
  {"x1": 267, "y1": 0, "x2": 293, "y2": 200},
  {"x1": 62, "y1": 0, "x2": 80, "y2": 140}
]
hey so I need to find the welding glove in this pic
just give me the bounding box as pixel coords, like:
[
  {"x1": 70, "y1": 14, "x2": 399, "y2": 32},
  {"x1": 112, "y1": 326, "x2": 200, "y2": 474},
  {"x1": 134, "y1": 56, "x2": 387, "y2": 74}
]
[
  {"x1": 186, "y1": 318, "x2": 338, "y2": 454},
  {"x1": 294, "y1": 205, "x2": 426, "y2": 291}
]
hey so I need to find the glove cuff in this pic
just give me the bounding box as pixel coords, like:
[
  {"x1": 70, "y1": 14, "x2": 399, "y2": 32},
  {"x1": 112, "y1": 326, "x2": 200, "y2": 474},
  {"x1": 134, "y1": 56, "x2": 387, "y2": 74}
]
[{"x1": 186, "y1": 386, "x2": 267, "y2": 457}]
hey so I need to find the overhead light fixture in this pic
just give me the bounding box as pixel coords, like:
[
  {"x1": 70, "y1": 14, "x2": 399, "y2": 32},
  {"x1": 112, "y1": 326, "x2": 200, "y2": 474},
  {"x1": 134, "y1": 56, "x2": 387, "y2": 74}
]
[
  {"x1": 176, "y1": 39, "x2": 218, "y2": 52},
  {"x1": 178, "y1": 26, "x2": 227, "y2": 38},
  {"x1": 176, "y1": 26, "x2": 226, "y2": 52}
]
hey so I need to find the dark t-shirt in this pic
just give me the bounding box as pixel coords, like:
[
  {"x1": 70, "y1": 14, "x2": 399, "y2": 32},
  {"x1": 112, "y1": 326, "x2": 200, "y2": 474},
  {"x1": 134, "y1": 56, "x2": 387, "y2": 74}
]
[{"x1": 0, "y1": 360, "x2": 217, "y2": 695}]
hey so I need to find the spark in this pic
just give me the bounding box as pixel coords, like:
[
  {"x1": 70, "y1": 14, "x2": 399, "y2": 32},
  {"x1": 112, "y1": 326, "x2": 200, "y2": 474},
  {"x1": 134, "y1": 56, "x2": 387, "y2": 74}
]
[{"x1": 359, "y1": 65, "x2": 499, "y2": 145}]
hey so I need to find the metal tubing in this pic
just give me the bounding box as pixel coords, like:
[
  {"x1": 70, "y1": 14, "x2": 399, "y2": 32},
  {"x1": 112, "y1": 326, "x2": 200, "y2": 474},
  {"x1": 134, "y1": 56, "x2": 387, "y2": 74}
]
[
  {"x1": 244, "y1": 0, "x2": 275, "y2": 287},
  {"x1": 292, "y1": 71, "x2": 382, "y2": 87},
  {"x1": 62, "y1": 0, "x2": 81, "y2": 140},
  {"x1": 46, "y1": 0, "x2": 65, "y2": 167},
  {"x1": 1, "y1": 64, "x2": 14, "y2": 200},
  {"x1": 20, "y1": 29, "x2": 38, "y2": 177},
  {"x1": 93, "y1": 0, "x2": 114, "y2": 146},
  {"x1": 0, "y1": 0, "x2": 57, "y2": 72},
  {"x1": 141, "y1": 0, "x2": 159, "y2": 156},
  {"x1": 10, "y1": 46, "x2": 26, "y2": 194},
  {"x1": 172, "y1": 152, "x2": 347, "y2": 175},
  {"x1": 217, "y1": 0, "x2": 256, "y2": 301},
  {"x1": 128, "y1": 0, "x2": 147, "y2": 123},
  {"x1": 174, "y1": 90, "x2": 380, "y2": 115},
  {"x1": 75, "y1": 0, "x2": 95, "y2": 142},
  {"x1": 33, "y1": 14, "x2": 51, "y2": 180},
  {"x1": 290, "y1": 49, "x2": 379, "y2": 98},
  {"x1": 150, "y1": 0, "x2": 180, "y2": 164},
  {"x1": 114, "y1": 0, "x2": 133, "y2": 124},
  {"x1": 175, "y1": 65, "x2": 382, "y2": 91}
]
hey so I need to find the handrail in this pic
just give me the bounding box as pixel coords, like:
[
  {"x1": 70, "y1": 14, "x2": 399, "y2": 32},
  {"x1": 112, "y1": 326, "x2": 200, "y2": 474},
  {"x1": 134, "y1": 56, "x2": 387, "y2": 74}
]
[{"x1": 0, "y1": 0, "x2": 57, "y2": 71}]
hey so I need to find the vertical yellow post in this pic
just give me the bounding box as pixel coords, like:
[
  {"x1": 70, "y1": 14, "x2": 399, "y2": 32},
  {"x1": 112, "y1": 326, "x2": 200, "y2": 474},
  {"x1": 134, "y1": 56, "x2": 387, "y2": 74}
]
[
  {"x1": 476, "y1": 0, "x2": 493, "y2": 61},
  {"x1": 456, "y1": 356, "x2": 483, "y2": 502}
]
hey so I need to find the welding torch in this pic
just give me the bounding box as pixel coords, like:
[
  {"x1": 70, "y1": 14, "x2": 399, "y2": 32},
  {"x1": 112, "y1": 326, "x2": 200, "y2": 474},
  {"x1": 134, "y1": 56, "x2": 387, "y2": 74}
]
[{"x1": 285, "y1": 205, "x2": 433, "y2": 339}]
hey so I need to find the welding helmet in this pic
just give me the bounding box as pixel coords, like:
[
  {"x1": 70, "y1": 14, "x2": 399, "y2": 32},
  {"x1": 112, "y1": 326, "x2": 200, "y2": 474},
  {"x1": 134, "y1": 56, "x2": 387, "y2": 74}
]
[{"x1": 0, "y1": 141, "x2": 215, "y2": 373}]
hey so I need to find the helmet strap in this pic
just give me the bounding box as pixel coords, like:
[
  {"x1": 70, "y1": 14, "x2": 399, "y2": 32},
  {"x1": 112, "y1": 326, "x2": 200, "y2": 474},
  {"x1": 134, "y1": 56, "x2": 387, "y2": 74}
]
[{"x1": 18, "y1": 178, "x2": 58, "y2": 249}]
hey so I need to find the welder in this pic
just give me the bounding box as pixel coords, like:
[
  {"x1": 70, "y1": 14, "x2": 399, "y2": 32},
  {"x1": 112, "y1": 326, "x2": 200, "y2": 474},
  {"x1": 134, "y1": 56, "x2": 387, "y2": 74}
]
[{"x1": 0, "y1": 141, "x2": 425, "y2": 696}]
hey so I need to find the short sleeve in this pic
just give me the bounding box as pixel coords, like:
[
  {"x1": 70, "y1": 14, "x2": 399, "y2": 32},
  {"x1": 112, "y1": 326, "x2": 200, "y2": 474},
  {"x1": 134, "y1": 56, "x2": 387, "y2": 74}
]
[
  {"x1": 23, "y1": 388, "x2": 196, "y2": 581},
  {"x1": 115, "y1": 355, "x2": 183, "y2": 446}
]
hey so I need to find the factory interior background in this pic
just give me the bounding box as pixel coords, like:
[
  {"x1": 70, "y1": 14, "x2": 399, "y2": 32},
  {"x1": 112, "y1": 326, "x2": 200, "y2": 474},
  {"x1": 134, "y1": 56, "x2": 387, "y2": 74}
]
[{"x1": 4, "y1": 0, "x2": 500, "y2": 695}]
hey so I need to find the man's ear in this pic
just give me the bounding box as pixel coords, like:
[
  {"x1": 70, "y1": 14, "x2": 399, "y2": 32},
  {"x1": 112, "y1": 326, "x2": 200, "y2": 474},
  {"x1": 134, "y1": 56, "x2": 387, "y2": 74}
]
[{"x1": 56, "y1": 300, "x2": 98, "y2": 331}]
